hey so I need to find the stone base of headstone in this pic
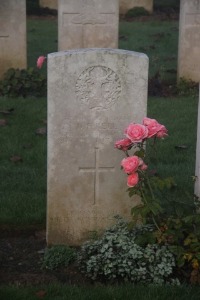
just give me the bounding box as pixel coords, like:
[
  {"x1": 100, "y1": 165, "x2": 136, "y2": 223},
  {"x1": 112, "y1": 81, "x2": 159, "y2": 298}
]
[
  {"x1": 195, "y1": 84, "x2": 200, "y2": 198},
  {"x1": 47, "y1": 48, "x2": 148, "y2": 246},
  {"x1": 0, "y1": 1, "x2": 26, "y2": 79},
  {"x1": 119, "y1": 0, "x2": 153, "y2": 15}
]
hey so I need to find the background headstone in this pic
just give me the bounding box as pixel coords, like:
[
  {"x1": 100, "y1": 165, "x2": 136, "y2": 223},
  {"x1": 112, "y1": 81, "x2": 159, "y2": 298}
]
[
  {"x1": 47, "y1": 48, "x2": 148, "y2": 246},
  {"x1": 0, "y1": 0, "x2": 27, "y2": 79},
  {"x1": 195, "y1": 84, "x2": 200, "y2": 198},
  {"x1": 58, "y1": 0, "x2": 119, "y2": 50},
  {"x1": 178, "y1": 0, "x2": 200, "y2": 82},
  {"x1": 119, "y1": 0, "x2": 153, "y2": 15},
  {"x1": 39, "y1": 0, "x2": 58, "y2": 10}
]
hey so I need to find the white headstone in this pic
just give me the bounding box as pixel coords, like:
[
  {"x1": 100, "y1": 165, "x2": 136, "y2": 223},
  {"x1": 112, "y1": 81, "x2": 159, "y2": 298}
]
[
  {"x1": 47, "y1": 48, "x2": 148, "y2": 246},
  {"x1": 0, "y1": 0, "x2": 26, "y2": 79},
  {"x1": 195, "y1": 84, "x2": 200, "y2": 198},
  {"x1": 119, "y1": 0, "x2": 153, "y2": 15},
  {"x1": 58, "y1": 0, "x2": 119, "y2": 50},
  {"x1": 178, "y1": 0, "x2": 200, "y2": 82}
]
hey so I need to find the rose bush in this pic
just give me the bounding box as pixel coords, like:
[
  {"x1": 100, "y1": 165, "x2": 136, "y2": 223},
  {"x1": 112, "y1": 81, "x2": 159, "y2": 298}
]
[
  {"x1": 115, "y1": 117, "x2": 172, "y2": 230},
  {"x1": 115, "y1": 118, "x2": 200, "y2": 285}
]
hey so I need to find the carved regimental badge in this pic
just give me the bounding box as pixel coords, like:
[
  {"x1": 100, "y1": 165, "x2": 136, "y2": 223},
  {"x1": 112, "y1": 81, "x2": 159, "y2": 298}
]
[{"x1": 75, "y1": 66, "x2": 121, "y2": 110}]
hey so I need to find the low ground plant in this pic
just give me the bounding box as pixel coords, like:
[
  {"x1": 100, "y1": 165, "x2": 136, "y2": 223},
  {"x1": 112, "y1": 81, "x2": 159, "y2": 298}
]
[
  {"x1": 78, "y1": 217, "x2": 178, "y2": 285},
  {"x1": 43, "y1": 245, "x2": 76, "y2": 270},
  {"x1": 125, "y1": 7, "x2": 149, "y2": 18},
  {"x1": 0, "y1": 68, "x2": 47, "y2": 98}
]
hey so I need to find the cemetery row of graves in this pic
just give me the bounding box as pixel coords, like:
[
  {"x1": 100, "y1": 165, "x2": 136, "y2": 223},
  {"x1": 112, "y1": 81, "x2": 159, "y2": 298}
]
[{"x1": 1, "y1": 0, "x2": 200, "y2": 296}]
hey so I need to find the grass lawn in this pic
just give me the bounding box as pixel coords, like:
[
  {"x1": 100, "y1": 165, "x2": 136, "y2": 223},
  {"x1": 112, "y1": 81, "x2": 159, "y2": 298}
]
[
  {"x1": 119, "y1": 20, "x2": 179, "y2": 82},
  {"x1": 1, "y1": 283, "x2": 200, "y2": 300}
]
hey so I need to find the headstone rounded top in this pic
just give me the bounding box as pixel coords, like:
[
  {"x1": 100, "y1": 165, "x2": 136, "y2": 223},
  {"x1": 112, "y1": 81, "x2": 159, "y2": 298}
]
[{"x1": 48, "y1": 48, "x2": 149, "y2": 60}]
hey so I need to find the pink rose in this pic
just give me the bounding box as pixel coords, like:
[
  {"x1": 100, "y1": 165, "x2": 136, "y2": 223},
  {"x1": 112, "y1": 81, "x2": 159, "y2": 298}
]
[
  {"x1": 121, "y1": 156, "x2": 140, "y2": 174},
  {"x1": 143, "y1": 117, "x2": 168, "y2": 138},
  {"x1": 127, "y1": 173, "x2": 139, "y2": 187},
  {"x1": 125, "y1": 123, "x2": 148, "y2": 143},
  {"x1": 115, "y1": 138, "x2": 132, "y2": 151},
  {"x1": 37, "y1": 56, "x2": 46, "y2": 69}
]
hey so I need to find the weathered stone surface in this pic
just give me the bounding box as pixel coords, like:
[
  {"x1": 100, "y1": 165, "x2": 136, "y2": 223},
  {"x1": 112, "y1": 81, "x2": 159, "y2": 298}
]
[
  {"x1": 58, "y1": 0, "x2": 119, "y2": 50},
  {"x1": 47, "y1": 48, "x2": 148, "y2": 246},
  {"x1": 178, "y1": 0, "x2": 200, "y2": 82},
  {"x1": 0, "y1": 0, "x2": 26, "y2": 79},
  {"x1": 195, "y1": 85, "x2": 200, "y2": 198},
  {"x1": 119, "y1": 0, "x2": 153, "y2": 15},
  {"x1": 39, "y1": 0, "x2": 57, "y2": 10}
]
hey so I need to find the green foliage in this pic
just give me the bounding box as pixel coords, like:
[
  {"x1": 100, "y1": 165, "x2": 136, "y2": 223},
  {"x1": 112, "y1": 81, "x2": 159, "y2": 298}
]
[
  {"x1": 26, "y1": 0, "x2": 40, "y2": 15},
  {"x1": 0, "y1": 68, "x2": 47, "y2": 98},
  {"x1": 154, "y1": 0, "x2": 180, "y2": 12},
  {"x1": 26, "y1": 0, "x2": 57, "y2": 16},
  {"x1": 125, "y1": 7, "x2": 149, "y2": 18},
  {"x1": 78, "y1": 217, "x2": 178, "y2": 284},
  {"x1": 176, "y1": 78, "x2": 198, "y2": 97},
  {"x1": 155, "y1": 212, "x2": 200, "y2": 284},
  {"x1": 43, "y1": 245, "x2": 76, "y2": 270}
]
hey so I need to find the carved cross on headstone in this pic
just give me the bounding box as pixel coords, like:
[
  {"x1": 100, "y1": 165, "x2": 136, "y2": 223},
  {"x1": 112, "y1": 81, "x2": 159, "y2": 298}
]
[
  {"x1": 79, "y1": 147, "x2": 115, "y2": 204},
  {"x1": 63, "y1": 0, "x2": 114, "y2": 26},
  {"x1": 0, "y1": 34, "x2": 9, "y2": 38}
]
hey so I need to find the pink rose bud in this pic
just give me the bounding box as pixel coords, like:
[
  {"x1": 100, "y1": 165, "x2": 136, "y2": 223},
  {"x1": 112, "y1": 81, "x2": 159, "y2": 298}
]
[
  {"x1": 125, "y1": 123, "x2": 148, "y2": 143},
  {"x1": 37, "y1": 56, "x2": 46, "y2": 69},
  {"x1": 127, "y1": 172, "x2": 139, "y2": 187},
  {"x1": 143, "y1": 117, "x2": 158, "y2": 127},
  {"x1": 121, "y1": 156, "x2": 140, "y2": 174},
  {"x1": 156, "y1": 125, "x2": 168, "y2": 138},
  {"x1": 115, "y1": 138, "x2": 132, "y2": 151},
  {"x1": 138, "y1": 158, "x2": 148, "y2": 171},
  {"x1": 140, "y1": 163, "x2": 148, "y2": 171}
]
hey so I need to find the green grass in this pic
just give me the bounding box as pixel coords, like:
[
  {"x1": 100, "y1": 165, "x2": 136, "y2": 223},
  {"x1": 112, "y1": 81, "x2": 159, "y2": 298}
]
[
  {"x1": 119, "y1": 20, "x2": 179, "y2": 82},
  {"x1": 0, "y1": 97, "x2": 47, "y2": 226},
  {"x1": 147, "y1": 96, "x2": 198, "y2": 214},
  {"x1": 27, "y1": 18, "x2": 57, "y2": 71},
  {"x1": 27, "y1": 15, "x2": 179, "y2": 82},
  {"x1": 1, "y1": 284, "x2": 200, "y2": 300}
]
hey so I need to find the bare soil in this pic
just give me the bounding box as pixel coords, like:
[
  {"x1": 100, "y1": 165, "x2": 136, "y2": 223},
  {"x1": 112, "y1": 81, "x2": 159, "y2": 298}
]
[{"x1": 0, "y1": 228, "x2": 92, "y2": 286}]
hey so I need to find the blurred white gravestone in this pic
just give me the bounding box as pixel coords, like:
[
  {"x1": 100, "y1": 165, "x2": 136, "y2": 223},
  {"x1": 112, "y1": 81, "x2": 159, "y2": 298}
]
[
  {"x1": 119, "y1": 0, "x2": 153, "y2": 15},
  {"x1": 58, "y1": 0, "x2": 119, "y2": 50},
  {"x1": 178, "y1": 0, "x2": 200, "y2": 82},
  {"x1": 195, "y1": 85, "x2": 200, "y2": 198},
  {"x1": 0, "y1": 0, "x2": 26, "y2": 79},
  {"x1": 47, "y1": 48, "x2": 148, "y2": 246}
]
